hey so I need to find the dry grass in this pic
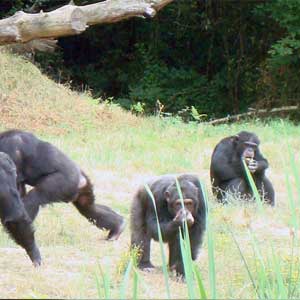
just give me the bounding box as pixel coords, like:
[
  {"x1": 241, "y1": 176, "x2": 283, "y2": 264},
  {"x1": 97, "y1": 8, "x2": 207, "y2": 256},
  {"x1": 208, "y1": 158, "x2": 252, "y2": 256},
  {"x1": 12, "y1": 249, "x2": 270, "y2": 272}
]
[
  {"x1": 0, "y1": 49, "x2": 137, "y2": 136},
  {"x1": 0, "y1": 50, "x2": 300, "y2": 299}
]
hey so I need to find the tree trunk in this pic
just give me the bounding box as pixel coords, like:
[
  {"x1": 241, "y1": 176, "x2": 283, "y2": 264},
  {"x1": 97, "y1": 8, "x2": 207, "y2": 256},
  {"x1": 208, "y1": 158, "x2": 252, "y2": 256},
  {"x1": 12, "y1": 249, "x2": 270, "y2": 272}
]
[{"x1": 0, "y1": 0, "x2": 174, "y2": 46}]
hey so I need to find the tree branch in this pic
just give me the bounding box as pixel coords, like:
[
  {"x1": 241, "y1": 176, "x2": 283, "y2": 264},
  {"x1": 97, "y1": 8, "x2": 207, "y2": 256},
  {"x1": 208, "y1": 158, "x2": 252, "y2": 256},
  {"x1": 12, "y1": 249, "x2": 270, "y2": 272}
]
[
  {"x1": 207, "y1": 105, "x2": 299, "y2": 126},
  {"x1": 0, "y1": 0, "x2": 174, "y2": 45}
]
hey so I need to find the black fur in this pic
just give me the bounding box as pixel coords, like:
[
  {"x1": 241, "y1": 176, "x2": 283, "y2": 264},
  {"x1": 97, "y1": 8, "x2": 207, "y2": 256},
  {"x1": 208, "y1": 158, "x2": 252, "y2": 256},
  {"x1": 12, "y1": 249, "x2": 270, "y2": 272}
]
[
  {"x1": 0, "y1": 130, "x2": 125, "y2": 264},
  {"x1": 210, "y1": 131, "x2": 275, "y2": 205},
  {"x1": 0, "y1": 152, "x2": 41, "y2": 266},
  {"x1": 130, "y1": 174, "x2": 206, "y2": 276}
]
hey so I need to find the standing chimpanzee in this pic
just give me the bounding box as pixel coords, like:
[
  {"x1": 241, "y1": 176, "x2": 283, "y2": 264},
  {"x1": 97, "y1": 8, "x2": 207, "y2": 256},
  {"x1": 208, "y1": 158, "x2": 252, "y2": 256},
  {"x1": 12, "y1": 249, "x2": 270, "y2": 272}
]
[
  {"x1": 0, "y1": 129, "x2": 125, "y2": 264},
  {"x1": 0, "y1": 152, "x2": 41, "y2": 266},
  {"x1": 210, "y1": 131, "x2": 275, "y2": 205},
  {"x1": 130, "y1": 174, "x2": 206, "y2": 276}
]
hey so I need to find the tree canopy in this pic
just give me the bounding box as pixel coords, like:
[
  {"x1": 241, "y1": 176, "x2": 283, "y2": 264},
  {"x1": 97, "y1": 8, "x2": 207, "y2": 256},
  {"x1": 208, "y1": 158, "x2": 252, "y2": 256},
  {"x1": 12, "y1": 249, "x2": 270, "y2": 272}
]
[{"x1": 1, "y1": 0, "x2": 300, "y2": 119}]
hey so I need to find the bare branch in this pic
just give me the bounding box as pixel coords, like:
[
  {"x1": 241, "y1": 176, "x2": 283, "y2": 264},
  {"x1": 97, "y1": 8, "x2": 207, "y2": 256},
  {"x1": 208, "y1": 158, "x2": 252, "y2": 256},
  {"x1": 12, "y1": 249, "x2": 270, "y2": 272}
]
[
  {"x1": 207, "y1": 106, "x2": 299, "y2": 126},
  {"x1": 0, "y1": 0, "x2": 174, "y2": 46}
]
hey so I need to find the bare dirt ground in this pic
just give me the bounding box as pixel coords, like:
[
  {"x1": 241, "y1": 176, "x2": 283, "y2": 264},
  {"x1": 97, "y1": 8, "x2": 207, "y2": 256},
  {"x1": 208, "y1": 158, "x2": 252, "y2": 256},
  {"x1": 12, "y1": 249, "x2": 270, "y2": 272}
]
[
  {"x1": 0, "y1": 163, "x2": 294, "y2": 299},
  {"x1": 1, "y1": 50, "x2": 298, "y2": 299},
  {"x1": 0, "y1": 169, "x2": 195, "y2": 299}
]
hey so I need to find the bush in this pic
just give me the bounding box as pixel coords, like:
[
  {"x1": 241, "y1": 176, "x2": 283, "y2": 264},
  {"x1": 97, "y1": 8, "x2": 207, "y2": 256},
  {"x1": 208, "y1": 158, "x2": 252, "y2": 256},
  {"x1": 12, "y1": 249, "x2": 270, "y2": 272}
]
[{"x1": 123, "y1": 62, "x2": 228, "y2": 117}]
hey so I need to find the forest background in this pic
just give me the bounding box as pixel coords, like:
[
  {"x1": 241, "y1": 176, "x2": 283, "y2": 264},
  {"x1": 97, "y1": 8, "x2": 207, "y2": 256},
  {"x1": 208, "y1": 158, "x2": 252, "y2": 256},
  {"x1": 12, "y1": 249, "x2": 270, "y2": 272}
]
[{"x1": 2, "y1": 0, "x2": 300, "y2": 119}]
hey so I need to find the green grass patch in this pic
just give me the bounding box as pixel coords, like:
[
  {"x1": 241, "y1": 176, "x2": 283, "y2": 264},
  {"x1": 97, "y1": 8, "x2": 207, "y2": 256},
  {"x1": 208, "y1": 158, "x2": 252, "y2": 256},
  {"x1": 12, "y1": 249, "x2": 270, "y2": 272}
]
[{"x1": 1, "y1": 51, "x2": 300, "y2": 299}]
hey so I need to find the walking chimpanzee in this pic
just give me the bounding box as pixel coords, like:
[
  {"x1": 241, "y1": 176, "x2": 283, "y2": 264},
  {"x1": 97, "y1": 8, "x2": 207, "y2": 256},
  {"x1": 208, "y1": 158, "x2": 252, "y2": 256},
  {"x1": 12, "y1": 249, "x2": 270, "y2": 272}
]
[
  {"x1": 0, "y1": 152, "x2": 41, "y2": 266},
  {"x1": 130, "y1": 174, "x2": 206, "y2": 277},
  {"x1": 0, "y1": 129, "x2": 125, "y2": 265},
  {"x1": 210, "y1": 131, "x2": 275, "y2": 205}
]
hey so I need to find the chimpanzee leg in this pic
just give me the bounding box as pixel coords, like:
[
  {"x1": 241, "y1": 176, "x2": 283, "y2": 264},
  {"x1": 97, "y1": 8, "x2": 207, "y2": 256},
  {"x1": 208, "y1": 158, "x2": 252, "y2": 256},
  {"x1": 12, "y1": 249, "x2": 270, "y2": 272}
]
[
  {"x1": 256, "y1": 177, "x2": 275, "y2": 206},
  {"x1": 23, "y1": 172, "x2": 79, "y2": 221},
  {"x1": 137, "y1": 237, "x2": 154, "y2": 269},
  {"x1": 73, "y1": 201, "x2": 125, "y2": 240},
  {"x1": 131, "y1": 230, "x2": 154, "y2": 270},
  {"x1": 73, "y1": 174, "x2": 125, "y2": 240},
  {"x1": 3, "y1": 216, "x2": 41, "y2": 266},
  {"x1": 130, "y1": 201, "x2": 154, "y2": 269}
]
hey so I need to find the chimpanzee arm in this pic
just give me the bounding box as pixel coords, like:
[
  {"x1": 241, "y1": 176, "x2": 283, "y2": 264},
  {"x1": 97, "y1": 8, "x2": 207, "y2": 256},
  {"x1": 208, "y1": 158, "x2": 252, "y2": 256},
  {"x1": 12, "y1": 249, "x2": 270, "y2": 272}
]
[
  {"x1": 147, "y1": 215, "x2": 180, "y2": 242},
  {"x1": 168, "y1": 217, "x2": 206, "y2": 276},
  {"x1": 4, "y1": 218, "x2": 41, "y2": 266},
  {"x1": 0, "y1": 188, "x2": 41, "y2": 266},
  {"x1": 168, "y1": 236, "x2": 184, "y2": 275},
  {"x1": 189, "y1": 215, "x2": 206, "y2": 260}
]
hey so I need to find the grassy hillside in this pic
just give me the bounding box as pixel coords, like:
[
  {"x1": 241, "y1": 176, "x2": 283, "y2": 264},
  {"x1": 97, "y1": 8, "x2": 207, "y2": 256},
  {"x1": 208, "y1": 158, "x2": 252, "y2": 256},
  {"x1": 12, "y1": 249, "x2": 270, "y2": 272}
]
[
  {"x1": 1, "y1": 50, "x2": 300, "y2": 299},
  {"x1": 0, "y1": 49, "x2": 137, "y2": 136}
]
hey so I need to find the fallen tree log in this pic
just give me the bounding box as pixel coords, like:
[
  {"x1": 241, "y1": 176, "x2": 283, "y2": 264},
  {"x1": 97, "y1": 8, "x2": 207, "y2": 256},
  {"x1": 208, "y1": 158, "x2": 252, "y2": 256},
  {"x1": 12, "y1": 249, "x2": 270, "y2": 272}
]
[
  {"x1": 207, "y1": 105, "x2": 299, "y2": 126},
  {"x1": 0, "y1": 0, "x2": 174, "y2": 45}
]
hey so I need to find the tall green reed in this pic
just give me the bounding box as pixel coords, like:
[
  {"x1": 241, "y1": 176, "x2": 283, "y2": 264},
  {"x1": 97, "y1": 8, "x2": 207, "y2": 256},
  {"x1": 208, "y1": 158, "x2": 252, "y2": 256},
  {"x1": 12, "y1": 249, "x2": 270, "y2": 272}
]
[
  {"x1": 242, "y1": 160, "x2": 264, "y2": 213},
  {"x1": 95, "y1": 160, "x2": 300, "y2": 300}
]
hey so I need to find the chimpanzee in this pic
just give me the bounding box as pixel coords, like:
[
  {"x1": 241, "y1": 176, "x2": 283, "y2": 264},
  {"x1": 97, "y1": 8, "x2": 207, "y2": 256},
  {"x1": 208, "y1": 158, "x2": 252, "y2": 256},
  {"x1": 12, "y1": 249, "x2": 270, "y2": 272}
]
[
  {"x1": 130, "y1": 174, "x2": 206, "y2": 276},
  {"x1": 0, "y1": 152, "x2": 41, "y2": 266},
  {"x1": 0, "y1": 130, "x2": 125, "y2": 261},
  {"x1": 210, "y1": 131, "x2": 275, "y2": 205}
]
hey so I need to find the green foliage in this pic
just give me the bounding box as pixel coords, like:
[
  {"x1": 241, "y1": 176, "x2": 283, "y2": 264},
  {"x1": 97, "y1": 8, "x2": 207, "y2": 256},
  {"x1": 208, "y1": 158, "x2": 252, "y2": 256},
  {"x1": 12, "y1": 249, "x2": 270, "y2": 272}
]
[
  {"x1": 253, "y1": 0, "x2": 300, "y2": 107},
  {"x1": 257, "y1": 0, "x2": 300, "y2": 66},
  {"x1": 130, "y1": 102, "x2": 145, "y2": 116},
  {"x1": 3, "y1": 0, "x2": 300, "y2": 117},
  {"x1": 0, "y1": 0, "x2": 68, "y2": 18},
  {"x1": 126, "y1": 61, "x2": 228, "y2": 116},
  {"x1": 242, "y1": 160, "x2": 264, "y2": 213}
]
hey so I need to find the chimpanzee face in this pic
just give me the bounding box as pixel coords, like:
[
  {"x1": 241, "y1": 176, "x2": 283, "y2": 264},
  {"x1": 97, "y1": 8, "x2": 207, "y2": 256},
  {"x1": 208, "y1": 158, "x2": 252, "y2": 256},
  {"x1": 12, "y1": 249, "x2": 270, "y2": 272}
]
[
  {"x1": 164, "y1": 180, "x2": 199, "y2": 217},
  {"x1": 241, "y1": 141, "x2": 257, "y2": 160},
  {"x1": 234, "y1": 131, "x2": 260, "y2": 160},
  {"x1": 170, "y1": 198, "x2": 195, "y2": 216}
]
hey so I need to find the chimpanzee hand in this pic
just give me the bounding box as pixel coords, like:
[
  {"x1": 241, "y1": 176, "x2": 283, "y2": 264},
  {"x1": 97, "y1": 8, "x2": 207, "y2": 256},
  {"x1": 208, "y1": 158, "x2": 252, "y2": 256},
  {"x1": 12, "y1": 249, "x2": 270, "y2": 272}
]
[
  {"x1": 247, "y1": 159, "x2": 258, "y2": 173},
  {"x1": 173, "y1": 208, "x2": 194, "y2": 227},
  {"x1": 173, "y1": 208, "x2": 185, "y2": 224}
]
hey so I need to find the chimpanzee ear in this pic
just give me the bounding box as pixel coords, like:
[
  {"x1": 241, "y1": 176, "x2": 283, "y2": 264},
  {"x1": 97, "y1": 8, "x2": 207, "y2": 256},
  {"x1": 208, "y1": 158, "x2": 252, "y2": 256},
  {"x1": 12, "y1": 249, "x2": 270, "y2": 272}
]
[
  {"x1": 165, "y1": 191, "x2": 170, "y2": 202},
  {"x1": 231, "y1": 134, "x2": 239, "y2": 144}
]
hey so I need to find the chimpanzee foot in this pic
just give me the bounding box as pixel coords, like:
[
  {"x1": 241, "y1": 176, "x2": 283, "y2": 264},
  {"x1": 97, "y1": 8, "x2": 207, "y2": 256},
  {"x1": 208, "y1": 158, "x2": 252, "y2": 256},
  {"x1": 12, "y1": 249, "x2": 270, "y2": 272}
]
[
  {"x1": 33, "y1": 259, "x2": 42, "y2": 267},
  {"x1": 106, "y1": 218, "x2": 126, "y2": 241},
  {"x1": 138, "y1": 261, "x2": 155, "y2": 272},
  {"x1": 170, "y1": 262, "x2": 185, "y2": 279},
  {"x1": 175, "y1": 274, "x2": 186, "y2": 283}
]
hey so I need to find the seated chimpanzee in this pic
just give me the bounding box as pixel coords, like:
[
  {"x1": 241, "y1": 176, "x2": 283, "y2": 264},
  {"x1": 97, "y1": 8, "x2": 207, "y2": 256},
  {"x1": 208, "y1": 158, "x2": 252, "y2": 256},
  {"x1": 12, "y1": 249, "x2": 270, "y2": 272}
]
[
  {"x1": 130, "y1": 174, "x2": 206, "y2": 277},
  {"x1": 210, "y1": 131, "x2": 275, "y2": 205},
  {"x1": 0, "y1": 129, "x2": 125, "y2": 265},
  {"x1": 0, "y1": 152, "x2": 41, "y2": 266}
]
